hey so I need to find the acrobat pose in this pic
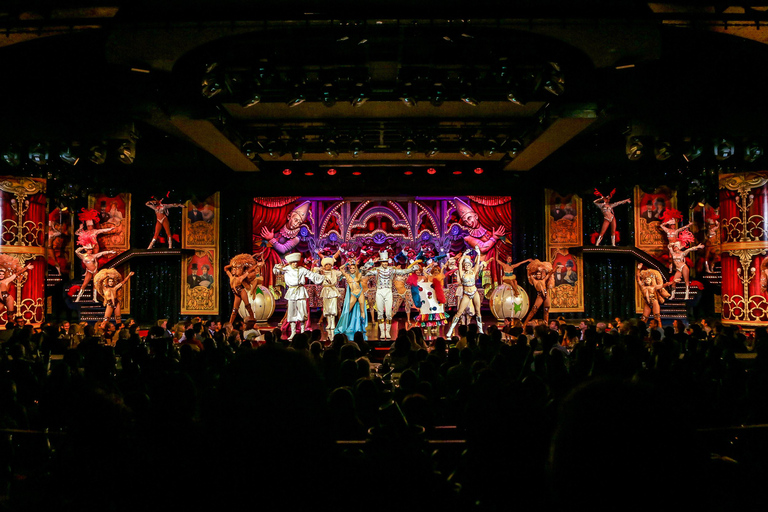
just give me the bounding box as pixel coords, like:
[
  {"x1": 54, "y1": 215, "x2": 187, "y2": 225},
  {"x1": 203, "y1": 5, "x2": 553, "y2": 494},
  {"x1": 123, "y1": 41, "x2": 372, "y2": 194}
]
[
  {"x1": 362, "y1": 251, "x2": 415, "y2": 340},
  {"x1": 593, "y1": 189, "x2": 631, "y2": 246},
  {"x1": 446, "y1": 251, "x2": 487, "y2": 337},
  {"x1": 273, "y1": 253, "x2": 325, "y2": 340},
  {"x1": 146, "y1": 195, "x2": 185, "y2": 249},
  {"x1": 74, "y1": 241, "x2": 116, "y2": 302},
  {"x1": 524, "y1": 259, "x2": 555, "y2": 324},
  {"x1": 636, "y1": 264, "x2": 671, "y2": 322},
  {"x1": 94, "y1": 268, "x2": 134, "y2": 329},
  {"x1": 668, "y1": 241, "x2": 704, "y2": 301},
  {"x1": 225, "y1": 254, "x2": 259, "y2": 324},
  {"x1": 495, "y1": 255, "x2": 532, "y2": 296},
  {"x1": 0, "y1": 255, "x2": 32, "y2": 326},
  {"x1": 313, "y1": 253, "x2": 343, "y2": 340}
]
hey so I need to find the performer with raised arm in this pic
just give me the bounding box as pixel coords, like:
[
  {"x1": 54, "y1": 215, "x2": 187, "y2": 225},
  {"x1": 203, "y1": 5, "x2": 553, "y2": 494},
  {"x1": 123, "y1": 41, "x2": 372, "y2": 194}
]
[
  {"x1": 523, "y1": 259, "x2": 555, "y2": 324},
  {"x1": 0, "y1": 256, "x2": 32, "y2": 327},
  {"x1": 416, "y1": 260, "x2": 448, "y2": 336},
  {"x1": 224, "y1": 254, "x2": 259, "y2": 324},
  {"x1": 703, "y1": 209, "x2": 721, "y2": 273},
  {"x1": 495, "y1": 254, "x2": 532, "y2": 296},
  {"x1": 94, "y1": 268, "x2": 134, "y2": 329},
  {"x1": 593, "y1": 189, "x2": 631, "y2": 246},
  {"x1": 658, "y1": 209, "x2": 692, "y2": 245},
  {"x1": 361, "y1": 250, "x2": 415, "y2": 340},
  {"x1": 668, "y1": 237, "x2": 705, "y2": 301},
  {"x1": 75, "y1": 208, "x2": 114, "y2": 247},
  {"x1": 446, "y1": 250, "x2": 487, "y2": 337},
  {"x1": 146, "y1": 194, "x2": 185, "y2": 249},
  {"x1": 273, "y1": 252, "x2": 325, "y2": 340},
  {"x1": 74, "y1": 232, "x2": 116, "y2": 302},
  {"x1": 336, "y1": 258, "x2": 368, "y2": 340},
  {"x1": 636, "y1": 263, "x2": 671, "y2": 322},
  {"x1": 313, "y1": 250, "x2": 343, "y2": 340}
]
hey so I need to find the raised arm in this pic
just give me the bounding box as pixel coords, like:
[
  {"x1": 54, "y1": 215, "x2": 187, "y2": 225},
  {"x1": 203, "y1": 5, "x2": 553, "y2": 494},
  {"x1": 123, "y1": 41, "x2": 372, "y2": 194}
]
[
  {"x1": 114, "y1": 271, "x2": 135, "y2": 290},
  {"x1": 93, "y1": 250, "x2": 116, "y2": 259},
  {"x1": 610, "y1": 198, "x2": 631, "y2": 208},
  {"x1": 509, "y1": 258, "x2": 532, "y2": 270}
]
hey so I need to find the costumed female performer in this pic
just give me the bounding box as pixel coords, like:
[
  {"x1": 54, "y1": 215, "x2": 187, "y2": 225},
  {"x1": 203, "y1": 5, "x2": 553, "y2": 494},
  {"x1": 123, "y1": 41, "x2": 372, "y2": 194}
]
[
  {"x1": 146, "y1": 194, "x2": 185, "y2": 249},
  {"x1": 224, "y1": 253, "x2": 259, "y2": 324},
  {"x1": 75, "y1": 208, "x2": 114, "y2": 247},
  {"x1": 703, "y1": 209, "x2": 721, "y2": 273},
  {"x1": 667, "y1": 235, "x2": 704, "y2": 301},
  {"x1": 495, "y1": 255, "x2": 532, "y2": 296},
  {"x1": 658, "y1": 209, "x2": 692, "y2": 245},
  {"x1": 0, "y1": 255, "x2": 32, "y2": 327},
  {"x1": 47, "y1": 212, "x2": 63, "y2": 274},
  {"x1": 74, "y1": 229, "x2": 117, "y2": 302},
  {"x1": 313, "y1": 252, "x2": 343, "y2": 340},
  {"x1": 94, "y1": 268, "x2": 134, "y2": 329},
  {"x1": 362, "y1": 250, "x2": 416, "y2": 340},
  {"x1": 335, "y1": 259, "x2": 368, "y2": 340},
  {"x1": 523, "y1": 259, "x2": 555, "y2": 324},
  {"x1": 593, "y1": 189, "x2": 631, "y2": 246},
  {"x1": 273, "y1": 252, "x2": 325, "y2": 340},
  {"x1": 446, "y1": 250, "x2": 487, "y2": 337},
  {"x1": 392, "y1": 260, "x2": 420, "y2": 330},
  {"x1": 636, "y1": 264, "x2": 671, "y2": 322}
]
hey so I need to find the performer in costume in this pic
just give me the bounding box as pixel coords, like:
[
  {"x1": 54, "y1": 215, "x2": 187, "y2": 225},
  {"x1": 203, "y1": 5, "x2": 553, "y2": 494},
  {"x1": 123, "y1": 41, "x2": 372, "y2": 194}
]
[
  {"x1": 636, "y1": 264, "x2": 671, "y2": 322},
  {"x1": 74, "y1": 232, "x2": 117, "y2": 302},
  {"x1": 273, "y1": 252, "x2": 325, "y2": 340},
  {"x1": 225, "y1": 253, "x2": 259, "y2": 324},
  {"x1": 146, "y1": 194, "x2": 185, "y2": 249},
  {"x1": 313, "y1": 253, "x2": 344, "y2": 340},
  {"x1": 415, "y1": 261, "x2": 448, "y2": 336},
  {"x1": 446, "y1": 251, "x2": 487, "y2": 337},
  {"x1": 47, "y1": 213, "x2": 63, "y2": 274},
  {"x1": 495, "y1": 255, "x2": 532, "y2": 296},
  {"x1": 703, "y1": 209, "x2": 721, "y2": 273},
  {"x1": 94, "y1": 268, "x2": 134, "y2": 329},
  {"x1": 75, "y1": 208, "x2": 114, "y2": 248},
  {"x1": 336, "y1": 259, "x2": 368, "y2": 340},
  {"x1": 658, "y1": 209, "x2": 692, "y2": 245},
  {"x1": 392, "y1": 261, "x2": 419, "y2": 330},
  {"x1": 593, "y1": 189, "x2": 630, "y2": 246},
  {"x1": 0, "y1": 256, "x2": 32, "y2": 326},
  {"x1": 362, "y1": 250, "x2": 416, "y2": 340},
  {"x1": 667, "y1": 237, "x2": 704, "y2": 301},
  {"x1": 524, "y1": 259, "x2": 555, "y2": 324}
]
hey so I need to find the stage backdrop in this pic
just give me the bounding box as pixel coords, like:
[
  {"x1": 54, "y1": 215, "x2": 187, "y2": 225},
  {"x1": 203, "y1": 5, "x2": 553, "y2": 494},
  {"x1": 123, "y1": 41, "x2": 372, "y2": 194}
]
[
  {"x1": 545, "y1": 189, "x2": 584, "y2": 312},
  {"x1": 634, "y1": 185, "x2": 677, "y2": 314},
  {"x1": 252, "y1": 196, "x2": 512, "y2": 307},
  {"x1": 0, "y1": 176, "x2": 46, "y2": 326},
  {"x1": 88, "y1": 193, "x2": 131, "y2": 255},
  {"x1": 181, "y1": 192, "x2": 220, "y2": 316}
]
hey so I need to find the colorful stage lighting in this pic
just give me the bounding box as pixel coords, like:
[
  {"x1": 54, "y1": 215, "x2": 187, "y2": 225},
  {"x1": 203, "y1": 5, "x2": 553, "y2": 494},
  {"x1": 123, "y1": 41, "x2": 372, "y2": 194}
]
[
  {"x1": 352, "y1": 171, "x2": 362, "y2": 176},
  {"x1": 404, "y1": 170, "x2": 413, "y2": 175},
  {"x1": 282, "y1": 168, "x2": 292, "y2": 175},
  {"x1": 304, "y1": 172, "x2": 314, "y2": 176},
  {"x1": 474, "y1": 167, "x2": 484, "y2": 174},
  {"x1": 453, "y1": 170, "x2": 462, "y2": 175},
  {"x1": 327, "y1": 168, "x2": 337, "y2": 175},
  {"x1": 427, "y1": 168, "x2": 437, "y2": 175}
]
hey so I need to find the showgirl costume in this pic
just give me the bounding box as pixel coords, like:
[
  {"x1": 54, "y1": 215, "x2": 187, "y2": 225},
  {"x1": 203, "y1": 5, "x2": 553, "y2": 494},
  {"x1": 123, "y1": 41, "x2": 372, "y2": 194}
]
[
  {"x1": 667, "y1": 232, "x2": 703, "y2": 301},
  {"x1": 524, "y1": 260, "x2": 555, "y2": 324},
  {"x1": 146, "y1": 196, "x2": 184, "y2": 249},
  {"x1": 335, "y1": 262, "x2": 369, "y2": 340},
  {"x1": 593, "y1": 189, "x2": 630, "y2": 246},
  {"x1": 636, "y1": 265, "x2": 670, "y2": 321}
]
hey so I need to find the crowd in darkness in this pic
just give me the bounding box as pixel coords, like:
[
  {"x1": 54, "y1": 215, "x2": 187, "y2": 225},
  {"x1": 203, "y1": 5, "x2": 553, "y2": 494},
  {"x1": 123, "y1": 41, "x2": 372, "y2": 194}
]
[{"x1": 1, "y1": 315, "x2": 768, "y2": 511}]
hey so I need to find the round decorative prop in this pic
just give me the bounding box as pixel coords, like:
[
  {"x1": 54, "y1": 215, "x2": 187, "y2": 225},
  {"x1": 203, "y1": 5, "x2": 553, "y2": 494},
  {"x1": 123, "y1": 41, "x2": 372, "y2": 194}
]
[
  {"x1": 238, "y1": 285, "x2": 276, "y2": 323},
  {"x1": 488, "y1": 284, "x2": 529, "y2": 321}
]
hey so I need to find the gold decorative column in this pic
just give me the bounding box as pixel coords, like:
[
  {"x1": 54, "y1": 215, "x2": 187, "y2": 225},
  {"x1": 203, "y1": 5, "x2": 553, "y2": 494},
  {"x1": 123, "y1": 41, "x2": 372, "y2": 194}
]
[{"x1": 719, "y1": 172, "x2": 768, "y2": 326}]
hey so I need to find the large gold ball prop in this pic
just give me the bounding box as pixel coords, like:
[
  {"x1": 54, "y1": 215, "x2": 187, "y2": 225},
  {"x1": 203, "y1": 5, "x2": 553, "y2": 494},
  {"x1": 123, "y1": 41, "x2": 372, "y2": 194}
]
[
  {"x1": 238, "y1": 285, "x2": 276, "y2": 322},
  {"x1": 488, "y1": 284, "x2": 529, "y2": 321}
]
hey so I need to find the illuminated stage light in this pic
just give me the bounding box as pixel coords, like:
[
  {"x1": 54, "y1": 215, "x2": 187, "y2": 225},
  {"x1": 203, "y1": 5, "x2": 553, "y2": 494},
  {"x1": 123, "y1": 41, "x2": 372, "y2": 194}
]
[
  {"x1": 352, "y1": 171, "x2": 362, "y2": 176},
  {"x1": 404, "y1": 170, "x2": 413, "y2": 175},
  {"x1": 474, "y1": 167, "x2": 484, "y2": 174},
  {"x1": 327, "y1": 168, "x2": 337, "y2": 175},
  {"x1": 453, "y1": 170, "x2": 462, "y2": 175},
  {"x1": 282, "y1": 168, "x2": 292, "y2": 175},
  {"x1": 427, "y1": 168, "x2": 437, "y2": 175},
  {"x1": 304, "y1": 172, "x2": 314, "y2": 176}
]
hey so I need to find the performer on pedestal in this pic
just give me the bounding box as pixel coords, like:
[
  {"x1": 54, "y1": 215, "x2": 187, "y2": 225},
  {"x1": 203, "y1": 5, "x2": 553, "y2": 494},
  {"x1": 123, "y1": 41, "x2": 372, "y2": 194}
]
[
  {"x1": 94, "y1": 268, "x2": 134, "y2": 329},
  {"x1": 0, "y1": 256, "x2": 32, "y2": 327},
  {"x1": 667, "y1": 238, "x2": 704, "y2": 301},
  {"x1": 225, "y1": 254, "x2": 259, "y2": 324},
  {"x1": 362, "y1": 250, "x2": 415, "y2": 340},
  {"x1": 593, "y1": 189, "x2": 630, "y2": 246},
  {"x1": 495, "y1": 255, "x2": 532, "y2": 296},
  {"x1": 636, "y1": 264, "x2": 671, "y2": 322},
  {"x1": 336, "y1": 259, "x2": 368, "y2": 340},
  {"x1": 273, "y1": 252, "x2": 325, "y2": 340},
  {"x1": 74, "y1": 226, "x2": 117, "y2": 302},
  {"x1": 446, "y1": 251, "x2": 487, "y2": 337},
  {"x1": 313, "y1": 254, "x2": 343, "y2": 340},
  {"x1": 524, "y1": 259, "x2": 555, "y2": 324},
  {"x1": 146, "y1": 195, "x2": 184, "y2": 249}
]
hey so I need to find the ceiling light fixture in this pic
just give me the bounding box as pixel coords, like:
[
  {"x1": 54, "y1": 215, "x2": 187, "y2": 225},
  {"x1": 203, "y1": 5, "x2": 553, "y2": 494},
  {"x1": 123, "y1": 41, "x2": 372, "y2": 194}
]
[
  {"x1": 59, "y1": 144, "x2": 79, "y2": 166},
  {"x1": 1, "y1": 145, "x2": 21, "y2": 167},
  {"x1": 626, "y1": 137, "x2": 644, "y2": 161},
  {"x1": 28, "y1": 142, "x2": 49, "y2": 165},
  {"x1": 89, "y1": 144, "x2": 107, "y2": 165},
  {"x1": 714, "y1": 139, "x2": 735, "y2": 161},
  {"x1": 117, "y1": 140, "x2": 136, "y2": 164}
]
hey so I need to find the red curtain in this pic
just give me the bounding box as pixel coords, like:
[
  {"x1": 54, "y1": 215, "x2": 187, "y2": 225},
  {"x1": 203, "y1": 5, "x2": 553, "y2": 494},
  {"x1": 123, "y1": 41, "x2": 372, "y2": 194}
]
[
  {"x1": 253, "y1": 198, "x2": 296, "y2": 286},
  {"x1": 470, "y1": 197, "x2": 513, "y2": 285}
]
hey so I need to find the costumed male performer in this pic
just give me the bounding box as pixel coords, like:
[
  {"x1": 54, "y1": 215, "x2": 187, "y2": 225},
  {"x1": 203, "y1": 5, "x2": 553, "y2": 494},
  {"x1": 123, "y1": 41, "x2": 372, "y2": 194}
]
[
  {"x1": 362, "y1": 250, "x2": 415, "y2": 340},
  {"x1": 273, "y1": 252, "x2": 325, "y2": 340}
]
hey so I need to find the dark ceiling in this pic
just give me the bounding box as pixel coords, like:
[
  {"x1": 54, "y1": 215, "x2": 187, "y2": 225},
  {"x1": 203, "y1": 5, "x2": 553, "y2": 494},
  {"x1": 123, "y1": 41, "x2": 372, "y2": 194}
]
[{"x1": 1, "y1": 2, "x2": 767, "y2": 201}]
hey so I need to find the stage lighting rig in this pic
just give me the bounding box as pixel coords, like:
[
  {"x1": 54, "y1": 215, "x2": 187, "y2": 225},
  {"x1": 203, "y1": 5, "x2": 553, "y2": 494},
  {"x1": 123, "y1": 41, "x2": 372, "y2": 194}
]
[
  {"x1": 714, "y1": 139, "x2": 734, "y2": 161},
  {"x1": 1, "y1": 145, "x2": 21, "y2": 167},
  {"x1": 28, "y1": 143, "x2": 49, "y2": 165},
  {"x1": 59, "y1": 144, "x2": 79, "y2": 166},
  {"x1": 626, "y1": 137, "x2": 644, "y2": 161},
  {"x1": 117, "y1": 141, "x2": 136, "y2": 164},
  {"x1": 654, "y1": 141, "x2": 672, "y2": 161},
  {"x1": 89, "y1": 144, "x2": 107, "y2": 165},
  {"x1": 744, "y1": 141, "x2": 763, "y2": 163}
]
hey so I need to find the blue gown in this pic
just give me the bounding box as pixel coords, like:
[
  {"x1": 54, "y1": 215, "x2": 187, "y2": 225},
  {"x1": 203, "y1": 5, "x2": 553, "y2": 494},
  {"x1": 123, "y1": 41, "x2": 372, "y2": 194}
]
[{"x1": 335, "y1": 283, "x2": 368, "y2": 340}]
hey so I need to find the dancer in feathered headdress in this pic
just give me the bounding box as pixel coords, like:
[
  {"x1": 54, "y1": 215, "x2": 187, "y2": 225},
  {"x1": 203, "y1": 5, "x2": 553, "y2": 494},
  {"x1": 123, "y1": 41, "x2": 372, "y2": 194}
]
[{"x1": 0, "y1": 254, "x2": 32, "y2": 326}]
